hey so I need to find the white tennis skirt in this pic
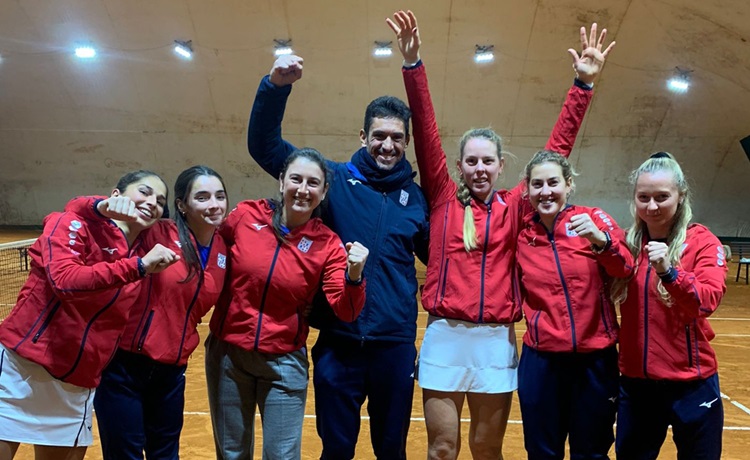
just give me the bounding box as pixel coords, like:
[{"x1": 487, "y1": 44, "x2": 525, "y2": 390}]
[
  {"x1": 416, "y1": 315, "x2": 519, "y2": 393},
  {"x1": 0, "y1": 343, "x2": 95, "y2": 446}
]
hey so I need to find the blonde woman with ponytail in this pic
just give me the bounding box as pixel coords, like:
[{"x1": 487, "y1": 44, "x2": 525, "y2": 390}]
[
  {"x1": 615, "y1": 152, "x2": 727, "y2": 460},
  {"x1": 388, "y1": 10, "x2": 613, "y2": 460}
]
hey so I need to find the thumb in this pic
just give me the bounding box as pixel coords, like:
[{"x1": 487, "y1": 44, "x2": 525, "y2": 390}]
[
  {"x1": 345, "y1": 242, "x2": 353, "y2": 253},
  {"x1": 567, "y1": 48, "x2": 579, "y2": 63}
]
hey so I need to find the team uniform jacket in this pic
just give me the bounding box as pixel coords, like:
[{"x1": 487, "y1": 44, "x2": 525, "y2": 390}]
[
  {"x1": 619, "y1": 224, "x2": 727, "y2": 381},
  {"x1": 402, "y1": 62, "x2": 592, "y2": 323},
  {"x1": 0, "y1": 211, "x2": 144, "y2": 388},
  {"x1": 209, "y1": 199, "x2": 366, "y2": 354},
  {"x1": 517, "y1": 206, "x2": 634, "y2": 353},
  {"x1": 247, "y1": 76, "x2": 429, "y2": 343},
  {"x1": 65, "y1": 196, "x2": 230, "y2": 367}
]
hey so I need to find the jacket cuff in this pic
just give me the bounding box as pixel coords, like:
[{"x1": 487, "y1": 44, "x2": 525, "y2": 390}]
[
  {"x1": 591, "y1": 232, "x2": 612, "y2": 254},
  {"x1": 658, "y1": 266, "x2": 679, "y2": 284},
  {"x1": 345, "y1": 271, "x2": 364, "y2": 286},
  {"x1": 260, "y1": 75, "x2": 293, "y2": 96},
  {"x1": 402, "y1": 60, "x2": 423, "y2": 70},
  {"x1": 574, "y1": 78, "x2": 594, "y2": 90}
]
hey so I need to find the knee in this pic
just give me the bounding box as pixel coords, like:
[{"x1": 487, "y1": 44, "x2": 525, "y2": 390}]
[
  {"x1": 428, "y1": 438, "x2": 459, "y2": 460},
  {"x1": 469, "y1": 436, "x2": 503, "y2": 460}
]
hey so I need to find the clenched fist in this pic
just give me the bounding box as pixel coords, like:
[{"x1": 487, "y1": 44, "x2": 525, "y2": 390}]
[{"x1": 345, "y1": 241, "x2": 369, "y2": 282}]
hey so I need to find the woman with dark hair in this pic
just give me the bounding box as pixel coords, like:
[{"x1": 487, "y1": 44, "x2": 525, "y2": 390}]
[
  {"x1": 205, "y1": 147, "x2": 369, "y2": 460},
  {"x1": 64, "y1": 165, "x2": 229, "y2": 459},
  {"x1": 0, "y1": 170, "x2": 177, "y2": 460},
  {"x1": 614, "y1": 152, "x2": 727, "y2": 460}
]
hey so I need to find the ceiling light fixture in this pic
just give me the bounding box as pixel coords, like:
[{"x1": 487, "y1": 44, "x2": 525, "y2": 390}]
[
  {"x1": 373, "y1": 41, "x2": 393, "y2": 57},
  {"x1": 474, "y1": 45, "x2": 494, "y2": 63},
  {"x1": 274, "y1": 39, "x2": 293, "y2": 56},
  {"x1": 74, "y1": 46, "x2": 96, "y2": 59},
  {"x1": 174, "y1": 40, "x2": 193, "y2": 59},
  {"x1": 667, "y1": 67, "x2": 692, "y2": 93}
]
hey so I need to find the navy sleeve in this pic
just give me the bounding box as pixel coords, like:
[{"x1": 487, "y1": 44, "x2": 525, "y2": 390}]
[{"x1": 247, "y1": 75, "x2": 299, "y2": 178}]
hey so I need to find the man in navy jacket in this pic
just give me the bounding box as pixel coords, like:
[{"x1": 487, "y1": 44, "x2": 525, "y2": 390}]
[{"x1": 247, "y1": 54, "x2": 429, "y2": 459}]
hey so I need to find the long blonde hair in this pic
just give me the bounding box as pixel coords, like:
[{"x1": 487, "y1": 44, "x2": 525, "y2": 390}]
[
  {"x1": 612, "y1": 152, "x2": 693, "y2": 306},
  {"x1": 456, "y1": 128, "x2": 503, "y2": 252}
]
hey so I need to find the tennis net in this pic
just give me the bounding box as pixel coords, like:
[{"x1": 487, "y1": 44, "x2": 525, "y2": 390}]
[{"x1": 0, "y1": 238, "x2": 36, "y2": 321}]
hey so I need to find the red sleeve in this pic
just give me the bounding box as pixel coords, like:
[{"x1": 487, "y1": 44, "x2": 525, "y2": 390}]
[
  {"x1": 41, "y1": 213, "x2": 141, "y2": 298},
  {"x1": 544, "y1": 84, "x2": 593, "y2": 157},
  {"x1": 64, "y1": 196, "x2": 108, "y2": 220},
  {"x1": 402, "y1": 63, "x2": 456, "y2": 206},
  {"x1": 588, "y1": 208, "x2": 634, "y2": 278},
  {"x1": 664, "y1": 228, "x2": 727, "y2": 319},
  {"x1": 506, "y1": 83, "x2": 595, "y2": 224},
  {"x1": 320, "y1": 237, "x2": 366, "y2": 323}
]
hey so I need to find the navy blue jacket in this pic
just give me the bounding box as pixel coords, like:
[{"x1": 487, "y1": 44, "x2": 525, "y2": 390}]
[{"x1": 247, "y1": 75, "x2": 430, "y2": 343}]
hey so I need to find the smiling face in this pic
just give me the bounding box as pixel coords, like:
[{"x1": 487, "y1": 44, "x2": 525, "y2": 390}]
[
  {"x1": 528, "y1": 161, "x2": 572, "y2": 228},
  {"x1": 457, "y1": 137, "x2": 503, "y2": 203},
  {"x1": 113, "y1": 175, "x2": 167, "y2": 229},
  {"x1": 177, "y1": 175, "x2": 227, "y2": 232},
  {"x1": 279, "y1": 157, "x2": 328, "y2": 228},
  {"x1": 360, "y1": 117, "x2": 409, "y2": 170},
  {"x1": 634, "y1": 170, "x2": 682, "y2": 239}
]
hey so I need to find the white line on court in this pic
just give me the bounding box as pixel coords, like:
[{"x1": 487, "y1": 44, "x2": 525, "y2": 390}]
[
  {"x1": 722, "y1": 393, "x2": 750, "y2": 417},
  {"x1": 183, "y1": 411, "x2": 750, "y2": 430}
]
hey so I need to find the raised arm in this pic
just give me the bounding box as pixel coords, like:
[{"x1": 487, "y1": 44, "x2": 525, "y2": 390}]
[
  {"x1": 247, "y1": 55, "x2": 304, "y2": 178},
  {"x1": 389, "y1": 10, "x2": 455, "y2": 206},
  {"x1": 545, "y1": 23, "x2": 615, "y2": 156}
]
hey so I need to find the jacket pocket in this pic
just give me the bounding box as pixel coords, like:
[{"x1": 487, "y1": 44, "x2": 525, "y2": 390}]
[
  {"x1": 32, "y1": 301, "x2": 61, "y2": 343},
  {"x1": 137, "y1": 310, "x2": 155, "y2": 351}
]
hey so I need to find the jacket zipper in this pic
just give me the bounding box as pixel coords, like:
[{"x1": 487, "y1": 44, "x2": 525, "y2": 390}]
[
  {"x1": 685, "y1": 325, "x2": 693, "y2": 368},
  {"x1": 175, "y1": 271, "x2": 204, "y2": 365},
  {"x1": 438, "y1": 259, "x2": 450, "y2": 306},
  {"x1": 478, "y1": 202, "x2": 492, "y2": 323},
  {"x1": 643, "y1": 266, "x2": 652, "y2": 378},
  {"x1": 548, "y1": 230, "x2": 577, "y2": 352},
  {"x1": 254, "y1": 242, "x2": 282, "y2": 352}
]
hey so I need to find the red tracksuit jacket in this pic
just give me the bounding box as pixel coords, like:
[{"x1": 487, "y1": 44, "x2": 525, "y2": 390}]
[
  {"x1": 209, "y1": 199, "x2": 366, "y2": 353},
  {"x1": 403, "y1": 62, "x2": 591, "y2": 323},
  {"x1": 63, "y1": 196, "x2": 229, "y2": 366},
  {"x1": 619, "y1": 224, "x2": 727, "y2": 380},
  {"x1": 0, "y1": 211, "x2": 144, "y2": 388},
  {"x1": 120, "y1": 220, "x2": 227, "y2": 366},
  {"x1": 516, "y1": 206, "x2": 634, "y2": 353}
]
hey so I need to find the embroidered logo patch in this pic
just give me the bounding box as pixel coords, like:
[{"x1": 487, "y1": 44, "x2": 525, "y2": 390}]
[
  {"x1": 217, "y1": 253, "x2": 226, "y2": 269},
  {"x1": 298, "y1": 237, "x2": 313, "y2": 253},
  {"x1": 717, "y1": 245, "x2": 725, "y2": 266},
  {"x1": 102, "y1": 247, "x2": 117, "y2": 254},
  {"x1": 70, "y1": 220, "x2": 82, "y2": 230},
  {"x1": 251, "y1": 223, "x2": 268, "y2": 231},
  {"x1": 347, "y1": 178, "x2": 362, "y2": 186},
  {"x1": 399, "y1": 190, "x2": 409, "y2": 206},
  {"x1": 173, "y1": 240, "x2": 182, "y2": 248},
  {"x1": 565, "y1": 223, "x2": 578, "y2": 237}
]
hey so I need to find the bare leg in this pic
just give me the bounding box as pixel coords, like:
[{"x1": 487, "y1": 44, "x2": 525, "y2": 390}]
[
  {"x1": 33, "y1": 445, "x2": 87, "y2": 460},
  {"x1": 423, "y1": 389, "x2": 466, "y2": 460},
  {"x1": 466, "y1": 391, "x2": 513, "y2": 460},
  {"x1": 0, "y1": 441, "x2": 20, "y2": 460}
]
